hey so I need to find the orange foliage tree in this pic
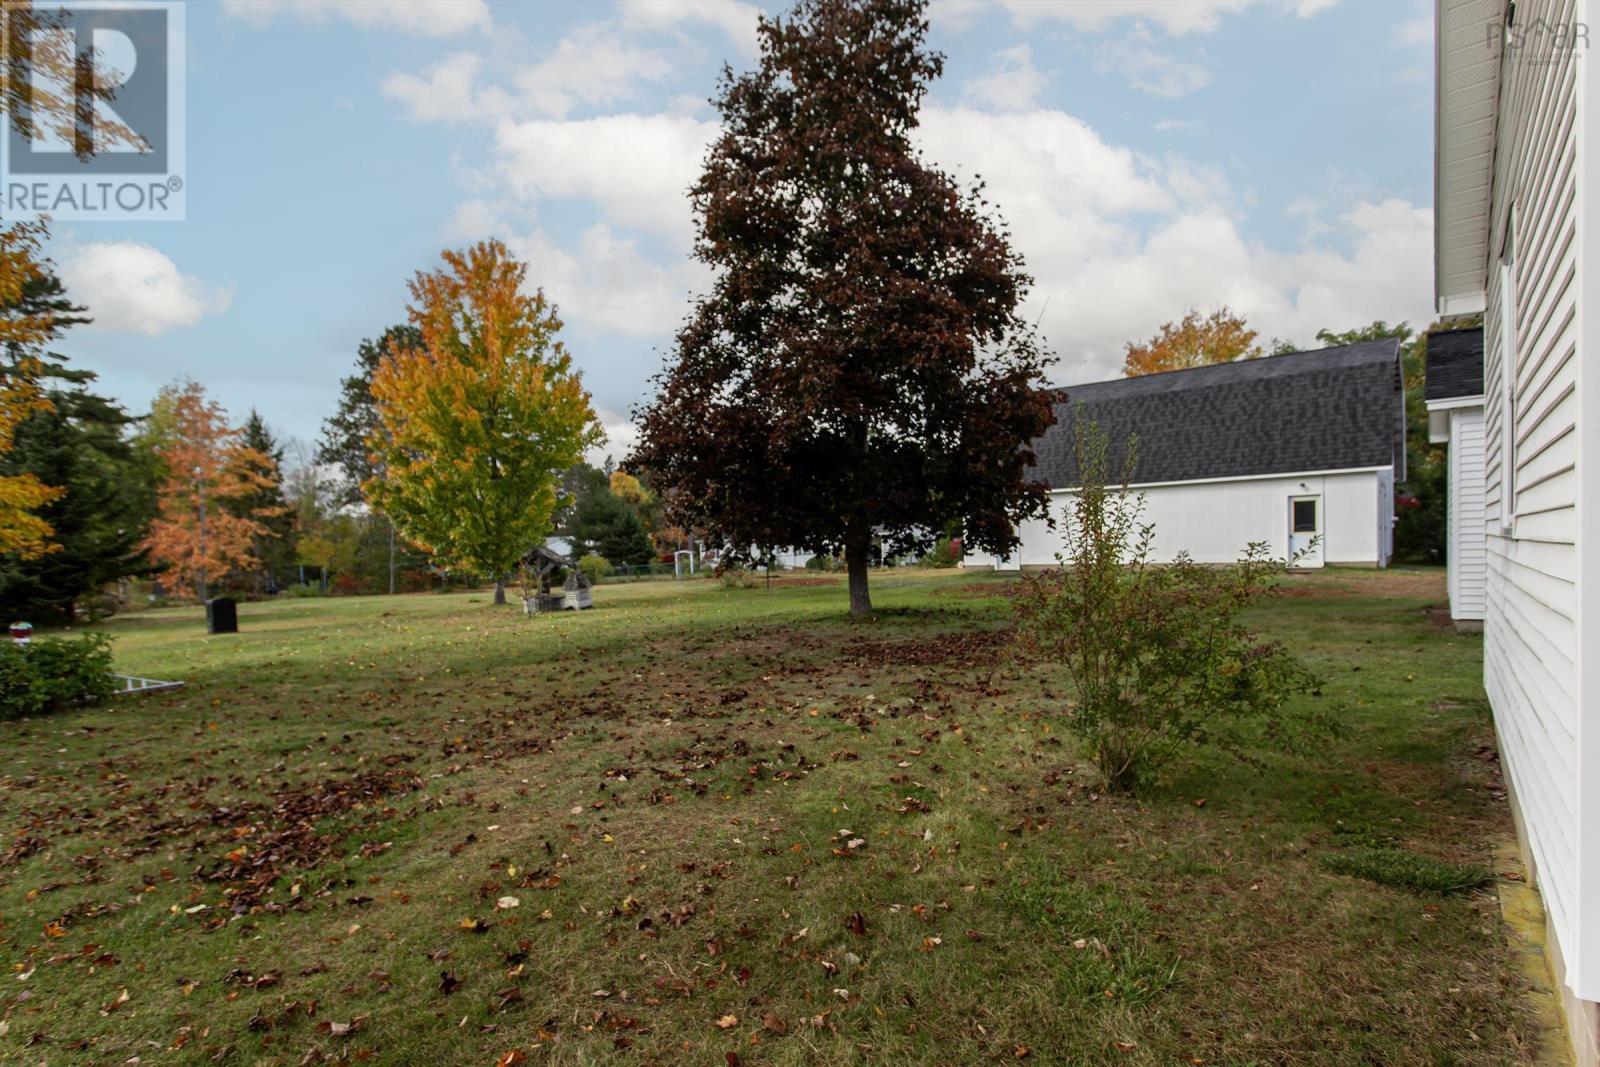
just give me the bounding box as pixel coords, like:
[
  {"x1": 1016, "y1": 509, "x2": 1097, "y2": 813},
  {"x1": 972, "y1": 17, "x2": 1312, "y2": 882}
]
[
  {"x1": 1122, "y1": 306, "x2": 1262, "y2": 377},
  {"x1": 365, "y1": 239, "x2": 601, "y2": 605},
  {"x1": 142, "y1": 382, "x2": 284, "y2": 599},
  {"x1": 0, "y1": 222, "x2": 67, "y2": 558}
]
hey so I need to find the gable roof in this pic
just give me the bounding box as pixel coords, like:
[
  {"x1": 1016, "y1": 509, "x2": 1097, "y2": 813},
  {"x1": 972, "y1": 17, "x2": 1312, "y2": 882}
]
[
  {"x1": 1034, "y1": 338, "x2": 1406, "y2": 488},
  {"x1": 1424, "y1": 325, "x2": 1485, "y2": 401}
]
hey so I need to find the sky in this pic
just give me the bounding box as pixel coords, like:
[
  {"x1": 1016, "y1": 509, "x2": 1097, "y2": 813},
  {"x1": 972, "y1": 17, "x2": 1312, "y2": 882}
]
[{"x1": 44, "y1": 0, "x2": 1438, "y2": 465}]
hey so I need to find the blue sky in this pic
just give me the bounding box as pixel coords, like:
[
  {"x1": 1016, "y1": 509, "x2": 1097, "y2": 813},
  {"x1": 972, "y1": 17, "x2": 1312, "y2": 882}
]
[{"x1": 47, "y1": 0, "x2": 1437, "y2": 462}]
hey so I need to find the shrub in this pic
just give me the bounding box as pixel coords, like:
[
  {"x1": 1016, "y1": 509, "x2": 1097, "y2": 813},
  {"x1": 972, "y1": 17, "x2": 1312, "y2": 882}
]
[
  {"x1": 718, "y1": 563, "x2": 755, "y2": 588},
  {"x1": 1011, "y1": 416, "x2": 1325, "y2": 792},
  {"x1": 804, "y1": 553, "x2": 840, "y2": 572},
  {"x1": 920, "y1": 535, "x2": 962, "y2": 568},
  {"x1": 578, "y1": 555, "x2": 614, "y2": 583},
  {"x1": 1320, "y1": 847, "x2": 1492, "y2": 893},
  {"x1": 0, "y1": 634, "x2": 117, "y2": 721}
]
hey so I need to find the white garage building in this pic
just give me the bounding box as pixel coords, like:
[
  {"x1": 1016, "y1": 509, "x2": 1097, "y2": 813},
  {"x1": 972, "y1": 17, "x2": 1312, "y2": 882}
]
[
  {"x1": 963, "y1": 338, "x2": 1407, "y2": 571},
  {"x1": 1424, "y1": 325, "x2": 1487, "y2": 624}
]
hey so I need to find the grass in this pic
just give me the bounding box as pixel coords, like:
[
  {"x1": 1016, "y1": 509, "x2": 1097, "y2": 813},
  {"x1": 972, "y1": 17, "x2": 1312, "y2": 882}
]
[
  {"x1": 0, "y1": 567, "x2": 1538, "y2": 1065},
  {"x1": 1320, "y1": 846, "x2": 1494, "y2": 894}
]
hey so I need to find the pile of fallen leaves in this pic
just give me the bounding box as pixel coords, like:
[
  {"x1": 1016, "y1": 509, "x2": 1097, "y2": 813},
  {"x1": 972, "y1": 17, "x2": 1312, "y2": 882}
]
[{"x1": 197, "y1": 767, "x2": 425, "y2": 911}]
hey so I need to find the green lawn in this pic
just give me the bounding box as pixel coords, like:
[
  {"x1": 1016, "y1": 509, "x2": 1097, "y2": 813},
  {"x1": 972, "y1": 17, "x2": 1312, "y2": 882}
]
[{"x1": 0, "y1": 568, "x2": 1536, "y2": 1064}]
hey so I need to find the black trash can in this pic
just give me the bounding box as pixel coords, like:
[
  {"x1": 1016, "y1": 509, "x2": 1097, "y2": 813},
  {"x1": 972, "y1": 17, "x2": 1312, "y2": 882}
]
[{"x1": 206, "y1": 597, "x2": 238, "y2": 635}]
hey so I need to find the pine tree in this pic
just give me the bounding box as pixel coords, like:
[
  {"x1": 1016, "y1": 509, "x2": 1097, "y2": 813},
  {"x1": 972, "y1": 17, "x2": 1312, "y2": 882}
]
[
  {"x1": 318, "y1": 325, "x2": 422, "y2": 507},
  {"x1": 0, "y1": 256, "x2": 150, "y2": 620},
  {"x1": 227, "y1": 411, "x2": 296, "y2": 593}
]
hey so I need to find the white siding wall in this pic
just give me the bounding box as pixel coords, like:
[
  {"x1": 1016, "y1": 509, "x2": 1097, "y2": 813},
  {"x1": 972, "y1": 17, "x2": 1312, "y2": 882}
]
[
  {"x1": 1480, "y1": 0, "x2": 1587, "y2": 993},
  {"x1": 964, "y1": 469, "x2": 1388, "y2": 569},
  {"x1": 1448, "y1": 407, "x2": 1488, "y2": 620}
]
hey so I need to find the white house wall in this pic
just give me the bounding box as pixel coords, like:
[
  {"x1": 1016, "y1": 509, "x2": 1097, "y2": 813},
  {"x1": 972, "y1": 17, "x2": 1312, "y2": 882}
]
[
  {"x1": 1477, "y1": 0, "x2": 1591, "y2": 999},
  {"x1": 964, "y1": 470, "x2": 1388, "y2": 569},
  {"x1": 1448, "y1": 407, "x2": 1488, "y2": 621}
]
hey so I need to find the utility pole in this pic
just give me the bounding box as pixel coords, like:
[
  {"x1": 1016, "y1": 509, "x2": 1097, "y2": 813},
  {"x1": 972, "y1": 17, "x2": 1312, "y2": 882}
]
[{"x1": 194, "y1": 465, "x2": 208, "y2": 602}]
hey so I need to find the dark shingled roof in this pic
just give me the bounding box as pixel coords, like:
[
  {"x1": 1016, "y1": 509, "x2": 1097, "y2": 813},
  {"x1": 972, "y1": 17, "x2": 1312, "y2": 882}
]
[
  {"x1": 1035, "y1": 338, "x2": 1405, "y2": 488},
  {"x1": 1424, "y1": 326, "x2": 1484, "y2": 401}
]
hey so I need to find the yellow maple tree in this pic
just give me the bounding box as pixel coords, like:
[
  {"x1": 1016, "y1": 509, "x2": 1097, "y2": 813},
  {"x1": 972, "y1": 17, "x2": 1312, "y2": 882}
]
[
  {"x1": 1122, "y1": 306, "x2": 1262, "y2": 377},
  {"x1": 0, "y1": 221, "x2": 66, "y2": 558},
  {"x1": 365, "y1": 239, "x2": 601, "y2": 604}
]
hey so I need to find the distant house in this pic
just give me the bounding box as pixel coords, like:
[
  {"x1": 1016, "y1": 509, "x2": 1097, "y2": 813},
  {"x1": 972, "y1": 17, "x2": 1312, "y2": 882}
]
[
  {"x1": 1436, "y1": 0, "x2": 1599, "y2": 1061},
  {"x1": 1424, "y1": 325, "x2": 1486, "y2": 625},
  {"x1": 962, "y1": 339, "x2": 1406, "y2": 571}
]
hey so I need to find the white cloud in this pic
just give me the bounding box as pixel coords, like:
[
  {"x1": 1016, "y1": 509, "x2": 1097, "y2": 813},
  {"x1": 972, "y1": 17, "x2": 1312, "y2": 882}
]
[
  {"x1": 1154, "y1": 117, "x2": 1209, "y2": 134},
  {"x1": 221, "y1": 0, "x2": 489, "y2": 36},
  {"x1": 589, "y1": 408, "x2": 641, "y2": 466},
  {"x1": 509, "y1": 224, "x2": 706, "y2": 340},
  {"x1": 444, "y1": 202, "x2": 707, "y2": 340},
  {"x1": 1097, "y1": 33, "x2": 1212, "y2": 97},
  {"x1": 61, "y1": 242, "x2": 230, "y2": 336},
  {"x1": 511, "y1": 24, "x2": 676, "y2": 119},
  {"x1": 440, "y1": 103, "x2": 1434, "y2": 363},
  {"x1": 929, "y1": 0, "x2": 990, "y2": 31},
  {"x1": 1020, "y1": 198, "x2": 1433, "y2": 383},
  {"x1": 616, "y1": 0, "x2": 761, "y2": 55},
  {"x1": 992, "y1": 0, "x2": 1337, "y2": 33},
  {"x1": 964, "y1": 44, "x2": 1047, "y2": 111},
  {"x1": 491, "y1": 113, "x2": 719, "y2": 242},
  {"x1": 920, "y1": 107, "x2": 1174, "y2": 219},
  {"x1": 383, "y1": 23, "x2": 680, "y2": 125},
  {"x1": 912, "y1": 107, "x2": 1430, "y2": 382},
  {"x1": 382, "y1": 53, "x2": 483, "y2": 123}
]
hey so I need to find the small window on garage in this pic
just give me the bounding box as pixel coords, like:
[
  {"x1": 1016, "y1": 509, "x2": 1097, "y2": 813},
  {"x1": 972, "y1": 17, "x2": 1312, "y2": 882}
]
[{"x1": 1292, "y1": 499, "x2": 1318, "y2": 533}]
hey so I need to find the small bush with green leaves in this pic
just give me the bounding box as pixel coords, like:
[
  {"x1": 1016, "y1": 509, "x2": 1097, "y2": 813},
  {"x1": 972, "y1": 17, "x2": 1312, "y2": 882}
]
[
  {"x1": 1320, "y1": 846, "x2": 1492, "y2": 893},
  {"x1": 577, "y1": 555, "x2": 614, "y2": 584},
  {"x1": 1011, "y1": 415, "x2": 1327, "y2": 792},
  {"x1": 0, "y1": 633, "x2": 117, "y2": 720}
]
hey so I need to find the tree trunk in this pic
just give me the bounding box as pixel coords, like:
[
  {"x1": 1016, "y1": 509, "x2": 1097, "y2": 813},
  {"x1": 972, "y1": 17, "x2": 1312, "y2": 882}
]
[
  {"x1": 844, "y1": 530, "x2": 872, "y2": 618},
  {"x1": 493, "y1": 577, "x2": 508, "y2": 605},
  {"x1": 387, "y1": 519, "x2": 397, "y2": 595}
]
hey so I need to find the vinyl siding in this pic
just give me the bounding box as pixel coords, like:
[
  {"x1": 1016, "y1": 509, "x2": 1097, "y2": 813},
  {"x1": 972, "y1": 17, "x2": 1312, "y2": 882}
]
[
  {"x1": 1449, "y1": 407, "x2": 1488, "y2": 620},
  {"x1": 962, "y1": 469, "x2": 1389, "y2": 570},
  {"x1": 1481, "y1": 0, "x2": 1584, "y2": 984}
]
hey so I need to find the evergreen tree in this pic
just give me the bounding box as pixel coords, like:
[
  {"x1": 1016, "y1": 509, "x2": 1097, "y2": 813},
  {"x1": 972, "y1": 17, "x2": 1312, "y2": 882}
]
[
  {"x1": 318, "y1": 325, "x2": 421, "y2": 507},
  {"x1": 0, "y1": 266, "x2": 151, "y2": 621},
  {"x1": 571, "y1": 488, "x2": 654, "y2": 566},
  {"x1": 318, "y1": 324, "x2": 425, "y2": 593},
  {"x1": 0, "y1": 385, "x2": 150, "y2": 621},
  {"x1": 226, "y1": 411, "x2": 295, "y2": 593}
]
